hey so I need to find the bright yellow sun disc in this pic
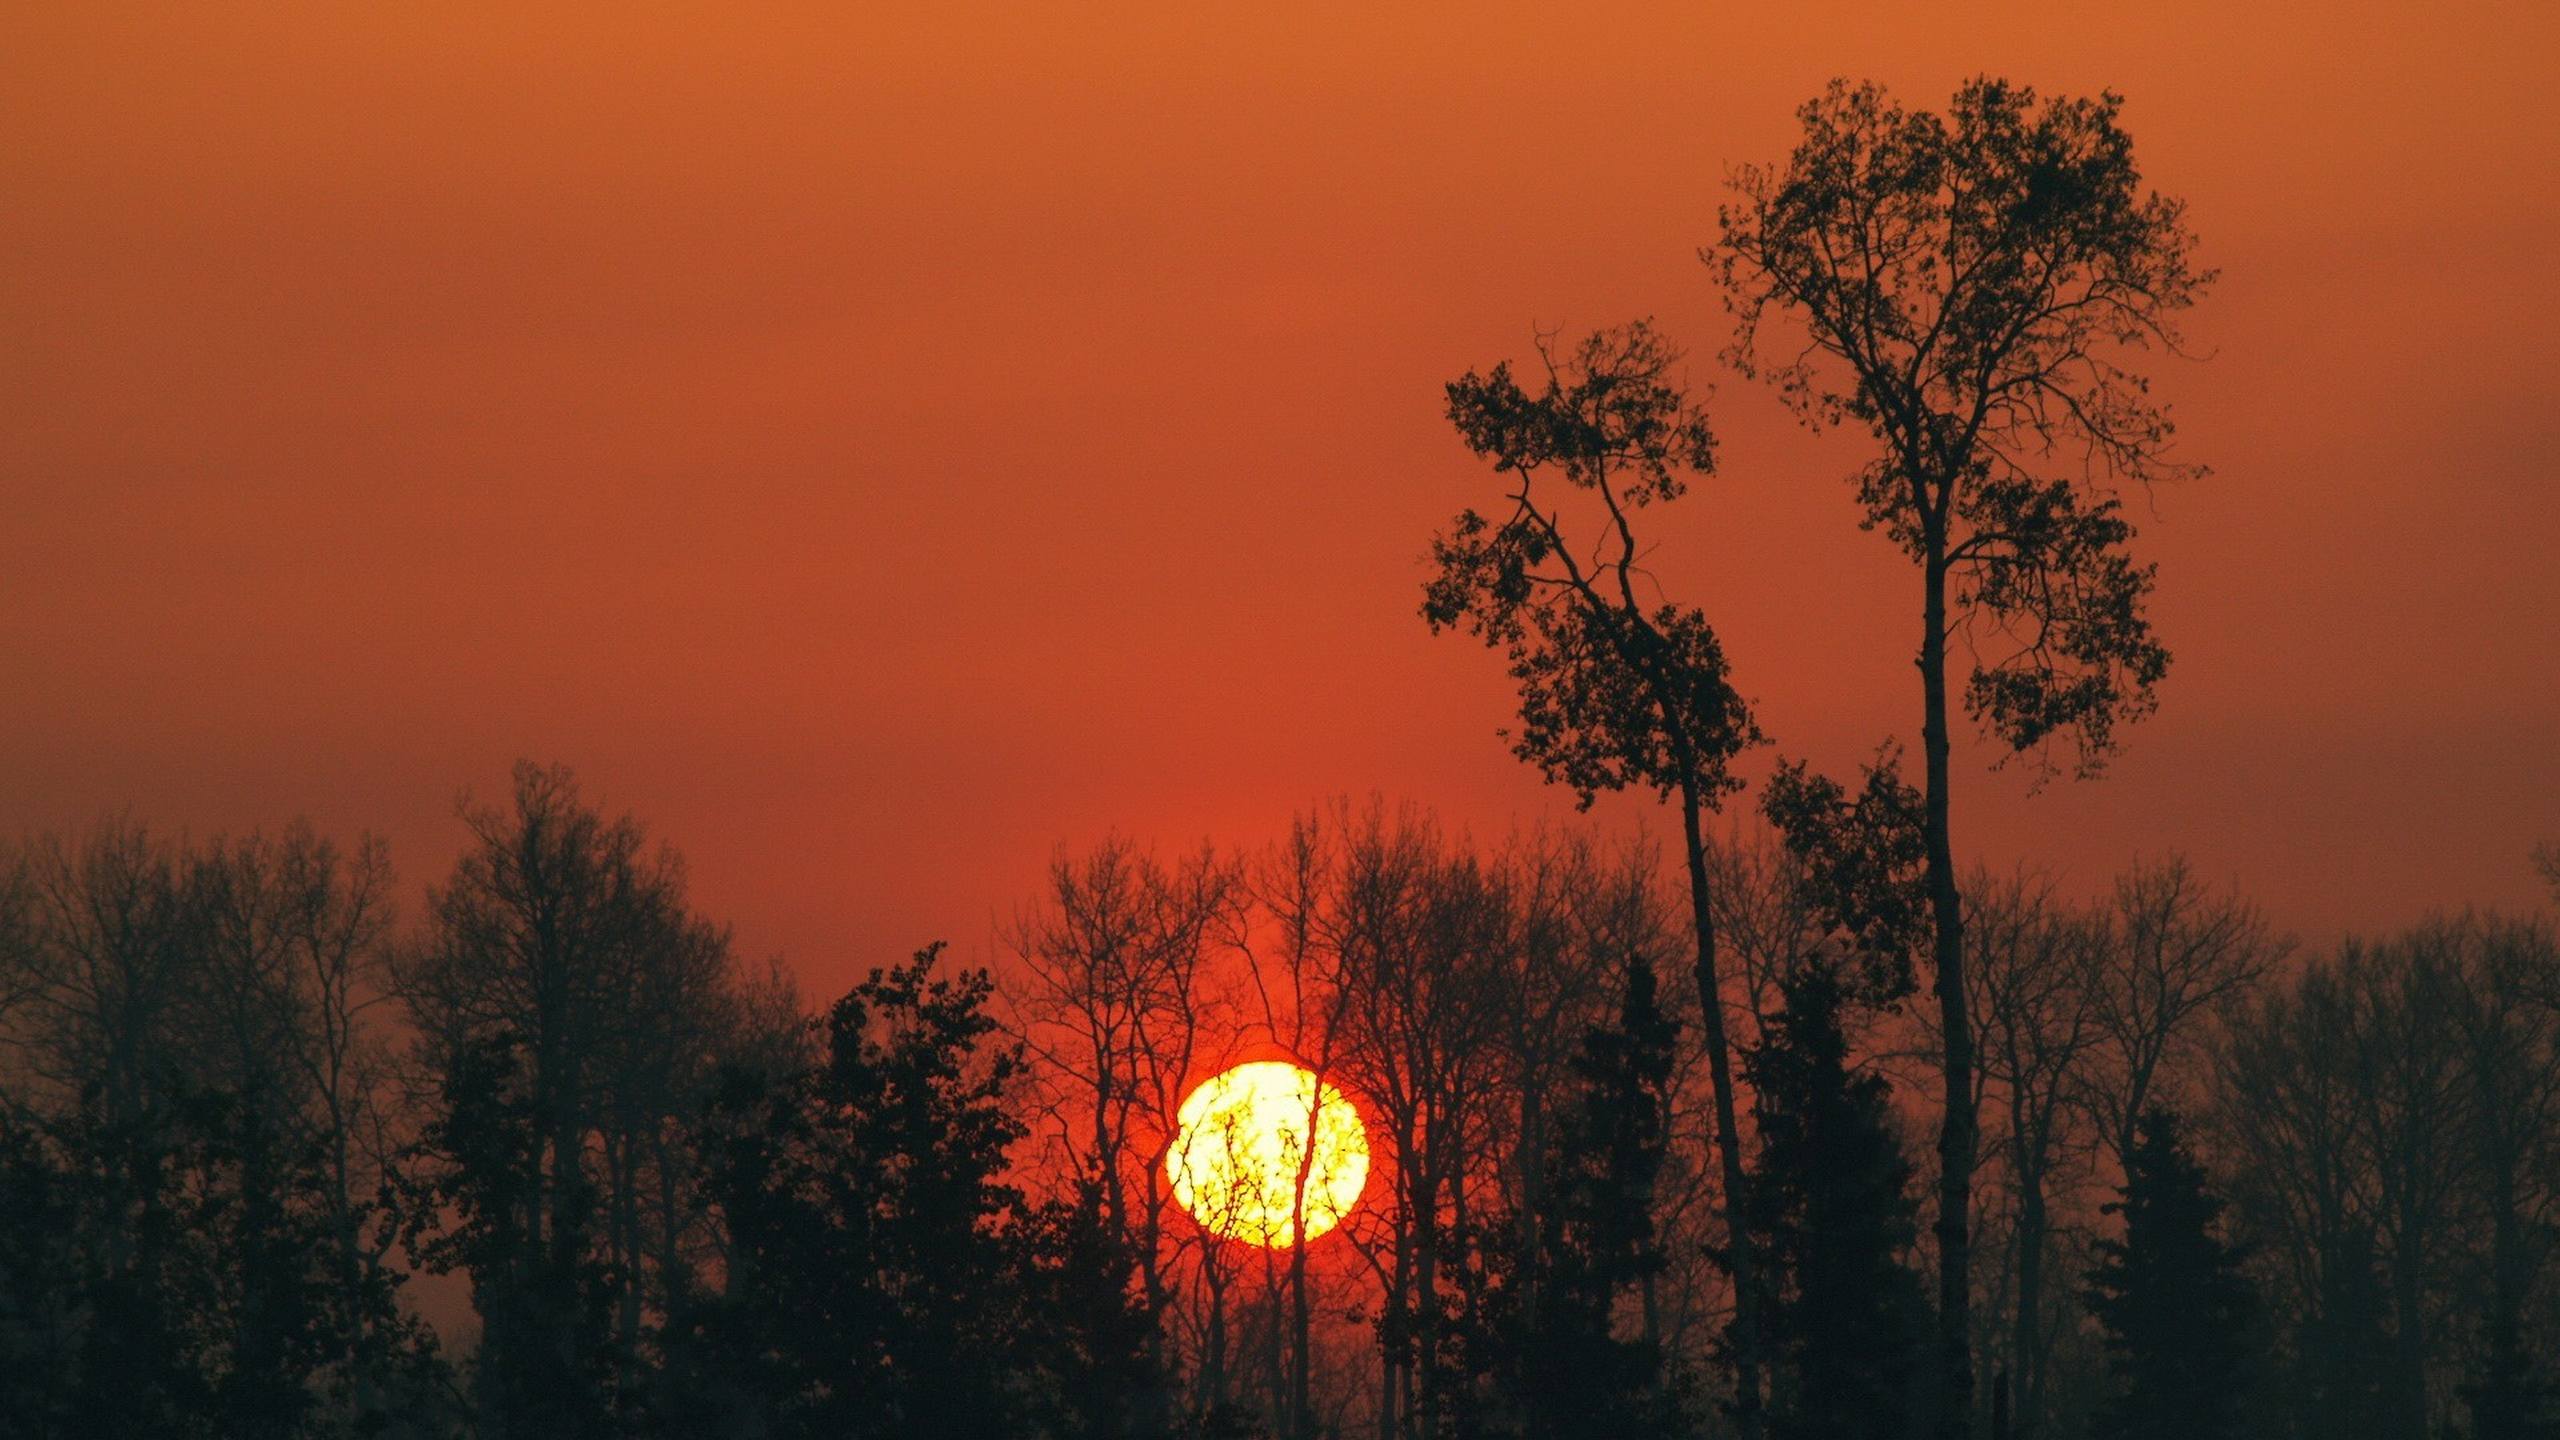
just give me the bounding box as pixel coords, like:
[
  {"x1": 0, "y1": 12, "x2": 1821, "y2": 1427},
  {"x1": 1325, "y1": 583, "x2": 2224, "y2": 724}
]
[{"x1": 1167, "y1": 1061, "x2": 1369, "y2": 1247}]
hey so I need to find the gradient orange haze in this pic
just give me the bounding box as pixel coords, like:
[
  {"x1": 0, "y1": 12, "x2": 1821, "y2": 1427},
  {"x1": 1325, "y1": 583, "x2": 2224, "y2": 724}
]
[{"x1": 4, "y1": 2, "x2": 2555, "y2": 997}]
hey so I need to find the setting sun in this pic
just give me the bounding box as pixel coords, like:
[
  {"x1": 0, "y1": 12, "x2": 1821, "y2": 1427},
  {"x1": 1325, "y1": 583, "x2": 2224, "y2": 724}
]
[{"x1": 1167, "y1": 1061, "x2": 1370, "y2": 1247}]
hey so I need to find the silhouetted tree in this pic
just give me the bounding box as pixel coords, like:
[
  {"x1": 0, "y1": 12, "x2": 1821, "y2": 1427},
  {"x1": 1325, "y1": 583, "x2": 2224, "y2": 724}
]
[
  {"x1": 2082, "y1": 857, "x2": 2283, "y2": 1174},
  {"x1": 0, "y1": 1102, "x2": 216, "y2": 1439},
  {"x1": 394, "y1": 764, "x2": 788, "y2": 1435},
  {"x1": 1319, "y1": 805, "x2": 1518, "y2": 1440},
  {"x1": 2292, "y1": 1224, "x2": 2394, "y2": 1440},
  {"x1": 0, "y1": 1087, "x2": 435, "y2": 1440},
  {"x1": 2218, "y1": 915, "x2": 2560, "y2": 1440},
  {"x1": 191, "y1": 823, "x2": 422, "y2": 1430},
  {"x1": 11, "y1": 820, "x2": 202, "y2": 1127},
  {"x1": 0, "y1": 849, "x2": 41, "y2": 1059},
  {"x1": 1025, "y1": 1179, "x2": 1168, "y2": 1440},
  {"x1": 399, "y1": 1033, "x2": 619, "y2": 1438},
  {"x1": 1759, "y1": 751, "x2": 1928, "y2": 1011},
  {"x1": 0, "y1": 1112, "x2": 82, "y2": 1433},
  {"x1": 0, "y1": 820, "x2": 440, "y2": 1440},
  {"x1": 1983, "y1": 881, "x2": 2102, "y2": 1440},
  {"x1": 1010, "y1": 834, "x2": 1238, "y2": 1426},
  {"x1": 1466, "y1": 954, "x2": 1688, "y2": 1440},
  {"x1": 1702, "y1": 828, "x2": 1832, "y2": 1043},
  {"x1": 1717, "y1": 78, "x2": 2212, "y2": 1436},
  {"x1": 1235, "y1": 814, "x2": 1363, "y2": 1440},
  {"x1": 2086, "y1": 1109, "x2": 2254, "y2": 1440},
  {"x1": 2344, "y1": 934, "x2": 2468, "y2": 1437},
  {"x1": 2449, "y1": 916, "x2": 2560, "y2": 1440},
  {"x1": 2217, "y1": 953, "x2": 2380, "y2": 1440},
  {"x1": 680, "y1": 944, "x2": 1157, "y2": 1440},
  {"x1": 1425, "y1": 320, "x2": 1768, "y2": 1437},
  {"x1": 1741, "y1": 964, "x2": 1930, "y2": 1440}
]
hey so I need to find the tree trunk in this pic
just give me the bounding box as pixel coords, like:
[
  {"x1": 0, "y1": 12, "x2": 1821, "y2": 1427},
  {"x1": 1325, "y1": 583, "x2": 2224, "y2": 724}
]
[
  {"x1": 1921, "y1": 551, "x2": 1977, "y2": 1440},
  {"x1": 1415, "y1": 1162, "x2": 1441, "y2": 1438},
  {"x1": 1289, "y1": 1239, "x2": 1312, "y2": 1440},
  {"x1": 2387, "y1": 1231, "x2": 2426, "y2": 1440},
  {"x1": 2481, "y1": 1178, "x2": 2528, "y2": 1440},
  {"x1": 1379, "y1": 1209, "x2": 1412, "y2": 1440},
  {"x1": 1202, "y1": 1256, "x2": 1229, "y2": 1418},
  {"x1": 1680, "y1": 779, "x2": 1763, "y2": 1440},
  {"x1": 2011, "y1": 1162, "x2": 2046, "y2": 1437}
]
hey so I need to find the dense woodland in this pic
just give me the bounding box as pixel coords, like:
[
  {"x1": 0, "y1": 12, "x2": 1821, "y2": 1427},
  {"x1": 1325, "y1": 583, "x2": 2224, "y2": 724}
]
[
  {"x1": 4, "y1": 76, "x2": 2555, "y2": 1440},
  {"x1": 0, "y1": 781, "x2": 2553, "y2": 1440}
]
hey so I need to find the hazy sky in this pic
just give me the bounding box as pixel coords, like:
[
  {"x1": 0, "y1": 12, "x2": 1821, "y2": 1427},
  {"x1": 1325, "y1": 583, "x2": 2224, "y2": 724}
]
[{"x1": 6, "y1": 2, "x2": 2554, "y2": 998}]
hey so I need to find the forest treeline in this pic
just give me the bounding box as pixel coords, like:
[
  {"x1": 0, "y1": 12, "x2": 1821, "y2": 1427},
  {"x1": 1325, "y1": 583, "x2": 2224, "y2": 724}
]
[{"x1": 0, "y1": 769, "x2": 2553, "y2": 1440}]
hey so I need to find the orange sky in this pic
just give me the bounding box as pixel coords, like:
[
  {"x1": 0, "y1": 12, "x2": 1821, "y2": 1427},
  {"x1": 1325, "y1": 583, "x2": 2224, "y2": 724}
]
[{"x1": 5, "y1": 2, "x2": 2555, "y2": 997}]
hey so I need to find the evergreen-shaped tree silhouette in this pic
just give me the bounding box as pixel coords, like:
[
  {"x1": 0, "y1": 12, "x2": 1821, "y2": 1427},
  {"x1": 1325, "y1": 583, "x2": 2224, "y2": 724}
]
[
  {"x1": 2085, "y1": 1108, "x2": 2255, "y2": 1440},
  {"x1": 1740, "y1": 965, "x2": 1930, "y2": 1440},
  {"x1": 677, "y1": 944, "x2": 1159, "y2": 1440},
  {"x1": 1475, "y1": 955, "x2": 1690, "y2": 1440}
]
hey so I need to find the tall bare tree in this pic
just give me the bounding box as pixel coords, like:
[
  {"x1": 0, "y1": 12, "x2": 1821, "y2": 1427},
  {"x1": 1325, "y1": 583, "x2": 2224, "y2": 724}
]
[
  {"x1": 2348, "y1": 930, "x2": 2470, "y2": 1438},
  {"x1": 1965, "y1": 870, "x2": 2101, "y2": 1437},
  {"x1": 2444, "y1": 916, "x2": 2560, "y2": 1440},
  {"x1": 2218, "y1": 949, "x2": 2393, "y2": 1440},
  {"x1": 1319, "y1": 806, "x2": 1513, "y2": 1439},
  {"x1": 396, "y1": 762, "x2": 773, "y2": 1435},
  {"x1": 2081, "y1": 857, "x2": 2282, "y2": 1175},
  {"x1": 8, "y1": 821, "x2": 201, "y2": 1127},
  {"x1": 1716, "y1": 79, "x2": 2212, "y2": 1436},
  {"x1": 193, "y1": 823, "x2": 415, "y2": 1417},
  {"x1": 1008, "y1": 834, "x2": 1238, "y2": 1423}
]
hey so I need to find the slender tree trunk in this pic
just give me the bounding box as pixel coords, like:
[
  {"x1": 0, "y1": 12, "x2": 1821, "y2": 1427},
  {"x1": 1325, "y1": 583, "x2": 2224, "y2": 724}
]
[
  {"x1": 610, "y1": 1126, "x2": 643, "y2": 1356},
  {"x1": 1202, "y1": 1257, "x2": 1229, "y2": 1418},
  {"x1": 2387, "y1": 1228, "x2": 2427, "y2": 1440},
  {"x1": 2005, "y1": 1074, "x2": 2052, "y2": 1436},
  {"x1": 1377, "y1": 1338, "x2": 1399, "y2": 1440},
  {"x1": 1380, "y1": 1218, "x2": 1411, "y2": 1440},
  {"x1": 1679, "y1": 779, "x2": 1763, "y2": 1440},
  {"x1": 1285, "y1": 1073, "x2": 1329, "y2": 1440},
  {"x1": 1263, "y1": 1249, "x2": 1287, "y2": 1432},
  {"x1": 2011, "y1": 1162, "x2": 2045, "y2": 1437},
  {"x1": 2375, "y1": 1173, "x2": 2437, "y2": 1434},
  {"x1": 2481, "y1": 1177, "x2": 2528, "y2": 1440},
  {"x1": 1516, "y1": 1076, "x2": 1545, "y2": 1344},
  {"x1": 1921, "y1": 550, "x2": 1977, "y2": 1440},
  {"x1": 1415, "y1": 1164, "x2": 1441, "y2": 1438},
  {"x1": 327, "y1": 1093, "x2": 381, "y2": 1418},
  {"x1": 1289, "y1": 1242, "x2": 1312, "y2": 1440}
]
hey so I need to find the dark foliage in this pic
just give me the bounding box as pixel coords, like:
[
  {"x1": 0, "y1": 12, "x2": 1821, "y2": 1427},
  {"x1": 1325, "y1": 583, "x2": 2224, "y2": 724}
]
[
  {"x1": 0, "y1": 1092, "x2": 433, "y2": 1440},
  {"x1": 2292, "y1": 1226, "x2": 2393, "y2": 1440},
  {"x1": 1460, "y1": 956, "x2": 1691, "y2": 1439},
  {"x1": 669, "y1": 945, "x2": 1160, "y2": 1440},
  {"x1": 1714, "y1": 76, "x2": 2206, "y2": 777},
  {"x1": 1426, "y1": 321, "x2": 1757, "y2": 811},
  {"x1": 1760, "y1": 750, "x2": 1929, "y2": 1005},
  {"x1": 1736, "y1": 965, "x2": 1931, "y2": 1440},
  {"x1": 1715, "y1": 77, "x2": 2214, "y2": 1437},
  {"x1": 1426, "y1": 317, "x2": 1771, "y2": 1434},
  {"x1": 397, "y1": 1037, "x2": 621, "y2": 1439},
  {"x1": 2085, "y1": 1109, "x2": 2256, "y2": 1440}
]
